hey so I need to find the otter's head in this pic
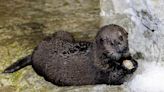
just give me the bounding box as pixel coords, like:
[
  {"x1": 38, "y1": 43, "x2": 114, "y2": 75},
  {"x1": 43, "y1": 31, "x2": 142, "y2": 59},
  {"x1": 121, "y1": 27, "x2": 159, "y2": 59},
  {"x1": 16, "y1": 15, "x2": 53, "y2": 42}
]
[{"x1": 96, "y1": 24, "x2": 129, "y2": 61}]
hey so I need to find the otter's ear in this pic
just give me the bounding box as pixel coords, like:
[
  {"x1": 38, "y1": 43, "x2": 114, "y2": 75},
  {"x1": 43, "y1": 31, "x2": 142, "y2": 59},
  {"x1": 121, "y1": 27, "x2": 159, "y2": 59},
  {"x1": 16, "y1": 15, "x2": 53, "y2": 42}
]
[
  {"x1": 110, "y1": 24, "x2": 129, "y2": 36},
  {"x1": 96, "y1": 25, "x2": 110, "y2": 36},
  {"x1": 122, "y1": 29, "x2": 128, "y2": 36},
  {"x1": 111, "y1": 24, "x2": 129, "y2": 37}
]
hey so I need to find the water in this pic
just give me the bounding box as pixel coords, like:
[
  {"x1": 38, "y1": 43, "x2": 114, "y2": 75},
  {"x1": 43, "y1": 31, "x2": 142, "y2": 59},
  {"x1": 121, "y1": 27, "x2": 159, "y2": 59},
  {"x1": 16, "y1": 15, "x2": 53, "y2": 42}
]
[
  {"x1": 101, "y1": 0, "x2": 164, "y2": 92},
  {"x1": 128, "y1": 62, "x2": 164, "y2": 92}
]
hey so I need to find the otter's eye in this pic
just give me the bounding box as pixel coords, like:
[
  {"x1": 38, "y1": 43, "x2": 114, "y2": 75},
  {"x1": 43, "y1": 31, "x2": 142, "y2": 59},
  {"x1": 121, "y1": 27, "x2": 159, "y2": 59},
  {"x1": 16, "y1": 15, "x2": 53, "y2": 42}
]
[
  {"x1": 100, "y1": 38, "x2": 104, "y2": 44},
  {"x1": 110, "y1": 41, "x2": 114, "y2": 45},
  {"x1": 119, "y1": 36, "x2": 123, "y2": 41},
  {"x1": 113, "y1": 40, "x2": 121, "y2": 46}
]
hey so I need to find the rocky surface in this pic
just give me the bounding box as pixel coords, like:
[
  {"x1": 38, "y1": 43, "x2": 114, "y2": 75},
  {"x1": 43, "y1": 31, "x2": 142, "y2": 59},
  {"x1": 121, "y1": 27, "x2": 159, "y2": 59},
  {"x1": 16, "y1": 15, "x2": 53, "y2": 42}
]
[{"x1": 0, "y1": 0, "x2": 103, "y2": 92}]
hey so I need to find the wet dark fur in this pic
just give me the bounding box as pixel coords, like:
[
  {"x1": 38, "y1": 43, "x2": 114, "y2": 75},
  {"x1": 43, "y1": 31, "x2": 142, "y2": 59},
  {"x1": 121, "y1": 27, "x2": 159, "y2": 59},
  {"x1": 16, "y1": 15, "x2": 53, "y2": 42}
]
[{"x1": 3, "y1": 24, "x2": 138, "y2": 86}]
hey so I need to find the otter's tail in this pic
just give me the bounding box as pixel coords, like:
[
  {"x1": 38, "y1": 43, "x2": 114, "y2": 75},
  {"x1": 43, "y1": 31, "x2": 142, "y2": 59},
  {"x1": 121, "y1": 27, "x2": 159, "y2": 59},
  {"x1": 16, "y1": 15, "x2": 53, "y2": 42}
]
[{"x1": 3, "y1": 55, "x2": 32, "y2": 73}]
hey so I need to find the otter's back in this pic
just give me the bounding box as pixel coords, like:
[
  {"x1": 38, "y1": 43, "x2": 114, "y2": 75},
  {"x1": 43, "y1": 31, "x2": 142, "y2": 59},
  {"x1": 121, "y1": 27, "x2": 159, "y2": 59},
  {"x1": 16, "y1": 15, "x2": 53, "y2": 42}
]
[{"x1": 32, "y1": 38, "x2": 97, "y2": 86}]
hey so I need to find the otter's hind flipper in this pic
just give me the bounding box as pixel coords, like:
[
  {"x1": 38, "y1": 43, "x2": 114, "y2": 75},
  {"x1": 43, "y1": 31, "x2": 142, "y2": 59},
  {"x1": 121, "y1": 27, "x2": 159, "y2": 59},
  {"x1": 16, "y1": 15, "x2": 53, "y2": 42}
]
[{"x1": 3, "y1": 55, "x2": 32, "y2": 73}]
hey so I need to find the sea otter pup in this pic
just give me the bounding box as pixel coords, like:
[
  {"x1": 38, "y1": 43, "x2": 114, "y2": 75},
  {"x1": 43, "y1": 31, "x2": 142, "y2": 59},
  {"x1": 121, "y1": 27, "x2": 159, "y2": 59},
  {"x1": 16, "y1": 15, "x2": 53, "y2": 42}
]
[{"x1": 3, "y1": 24, "x2": 138, "y2": 86}]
